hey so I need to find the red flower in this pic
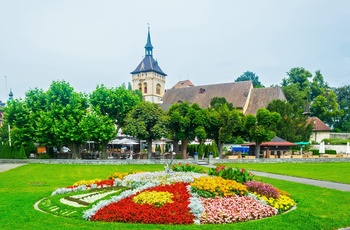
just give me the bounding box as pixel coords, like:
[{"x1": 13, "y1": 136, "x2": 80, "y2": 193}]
[{"x1": 91, "y1": 182, "x2": 194, "y2": 224}]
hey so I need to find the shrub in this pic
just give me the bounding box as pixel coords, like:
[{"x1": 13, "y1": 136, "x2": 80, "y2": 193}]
[
  {"x1": 0, "y1": 142, "x2": 12, "y2": 159},
  {"x1": 310, "y1": 149, "x2": 320, "y2": 155},
  {"x1": 172, "y1": 163, "x2": 205, "y2": 173},
  {"x1": 16, "y1": 145, "x2": 27, "y2": 159},
  {"x1": 38, "y1": 153, "x2": 51, "y2": 159},
  {"x1": 208, "y1": 165, "x2": 254, "y2": 184},
  {"x1": 322, "y1": 138, "x2": 350, "y2": 145},
  {"x1": 325, "y1": 150, "x2": 337, "y2": 154},
  {"x1": 245, "y1": 181, "x2": 279, "y2": 199}
]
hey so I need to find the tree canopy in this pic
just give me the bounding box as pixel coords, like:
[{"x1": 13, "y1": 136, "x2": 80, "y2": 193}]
[
  {"x1": 205, "y1": 102, "x2": 244, "y2": 158},
  {"x1": 266, "y1": 100, "x2": 312, "y2": 142},
  {"x1": 90, "y1": 85, "x2": 141, "y2": 132},
  {"x1": 281, "y1": 67, "x2": 343, "y2": 128},
  {"x1": 167, "y1": 102, "x2": 206, "y2": 159},
  {"x1": 235, "y1": 71, "x2": 264, "y2": 88},
  {"x1": 245, "y1": 109, "x2": 281, "y2": 157},
  {"x1": 123, "y1": 102, "x2": 168, "y2": 158}
]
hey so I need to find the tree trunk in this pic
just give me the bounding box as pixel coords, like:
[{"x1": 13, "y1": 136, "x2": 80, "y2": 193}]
[
  {"x1": 181, "y1": 139, "x2": 188, "y2": 159},
  {"x1": 218, "y1": 139, "x2": 223, "y2": 159},
  {"x1": 172, "y1": 139, "x2": 179, "y2": 154},
  {"x1": 101, "y1": 142, "x2": 108, "y2": 159},
  {"x1": 147, "y1": 139, "x2": 153, "y2": 159},
  {"x1": 255, "y1": 142, "x2": 261, "y2": 158},
  {"x1": 69, "y1": 143, "x2": 81, "y2": 159}
]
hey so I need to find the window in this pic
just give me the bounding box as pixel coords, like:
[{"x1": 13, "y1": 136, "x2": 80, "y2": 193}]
[
  {"x1": 144, "y1": 82, "x2": 147, "y2": 94},
  {"x1": 138, "y1": 83, "x2": 142, "y2": 91},
  {"x1": 199, "y1": 88, "x2": 206, "y2": 94},
  {"x1": 156, "y1": 83, "x2": 161, "y2": 95}
]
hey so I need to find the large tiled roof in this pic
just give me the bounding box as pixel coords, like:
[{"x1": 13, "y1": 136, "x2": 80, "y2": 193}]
[
  {"x1": 244, "y1": 87, "x2": 286, "y2": 115},
  {"x1": 162, "y1": 81, "x2": 253, "y2": 109},
  {"x1": 307, "y1": 117, "x2": 331, "y2": 131},
  {"x1": 130, "y1": 56, "x2": 167, "y2": 76}
]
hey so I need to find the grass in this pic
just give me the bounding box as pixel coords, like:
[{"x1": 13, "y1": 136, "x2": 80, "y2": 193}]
[
  {"x1": 221, "y1": 162, "x2": 350, "y2": 184},
  {"x1": 0, "y1": 163, "x2": 350, "y2": 229}
]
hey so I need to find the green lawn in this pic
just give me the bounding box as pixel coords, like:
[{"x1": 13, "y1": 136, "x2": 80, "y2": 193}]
[
  {"x1": 0, "y1": 163, "x2": 349, "y2": 230},
  {"x1": 221, "y1": 162, "x2": 350, "y2": 184}
]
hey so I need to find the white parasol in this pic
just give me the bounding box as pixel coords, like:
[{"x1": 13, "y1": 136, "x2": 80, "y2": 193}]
[{"x1": 319, "y1": 141, "x2": 325, "y2": 154}]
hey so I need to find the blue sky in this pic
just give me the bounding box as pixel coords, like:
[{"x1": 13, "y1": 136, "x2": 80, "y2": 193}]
[{"x1": 1, "y1": 0, "x2": 349, "y2": 101}]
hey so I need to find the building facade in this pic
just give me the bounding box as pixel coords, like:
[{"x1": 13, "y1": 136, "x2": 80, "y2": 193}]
[{"x1": 131, "y1": 27, "x2": 167, "y2": 103}]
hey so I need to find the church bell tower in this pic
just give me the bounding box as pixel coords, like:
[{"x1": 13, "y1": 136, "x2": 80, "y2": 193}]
[{"x1": 131, "y1": 27, "x2": 167, "y2": 103}]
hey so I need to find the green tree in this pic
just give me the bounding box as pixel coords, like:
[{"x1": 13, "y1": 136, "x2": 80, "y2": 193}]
[
  {"x1": 235, "y1": 71, "x2": 264, "y2": 88},
  {"x1": 123, "y1": 102, "x2": 168, "y2": 158},
  {"x1": 281, "y1": 67, "x2": 312, "y2": 112},
  {"x1": 311, "y1": 90, "x2": 343, "y2": 127},
  {"x1": 267, "y1": 100, "x2": 312, "y2": 142},
  {"x1": 167, "y1": 102, "x2": 206, "y2": 159},
  {"x1": 16, "y1": 145, "x2": 27, "y2": 159},
  {"x1": 79, "y1": 110, "x2": 116, "y2": 159},
  {"x1": 282, "y1": 67, "x2": 312, "y2": 91},
  {"x1": 310, "y1": 70, "x2": 329, "y2": 101},
  {"x1": 245, "y1": 109, "x2": 281, "y2": 158},
  {"x1": 90, "y1": 85, "x2": 141, "y2": 132},
  {"x1": 281, "y1": 68, "x2": 342, "y2": 128},
  {"x1": 205, "y1": 103, "x2": 244, "y2": 159},
  {"x1": 3, "y1": 99, "x2": 35, "y2": 150},
  {"x1": 38, "y1": 81, "x2": 89, "y2": 158},
  {"x1": 333, "y1": 85, "x2": 350, "y2": 131},
  {"x1": 210, "y1": 97, "x2": 234, "y2": 110}
]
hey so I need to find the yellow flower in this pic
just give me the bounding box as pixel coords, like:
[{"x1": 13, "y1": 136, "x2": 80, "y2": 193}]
[{"x1": 133, "y1": 191, "x2": 173, "y2": 207}]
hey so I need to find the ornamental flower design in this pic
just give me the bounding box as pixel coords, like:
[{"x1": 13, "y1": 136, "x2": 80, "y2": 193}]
[{"x1": 39, "y1": 165, "x2": 296, "y2": 225}]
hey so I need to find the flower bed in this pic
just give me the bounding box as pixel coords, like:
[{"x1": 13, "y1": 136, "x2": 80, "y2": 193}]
[{"x1": 38, "y1": 164, "x2": 296, "y2": 225}]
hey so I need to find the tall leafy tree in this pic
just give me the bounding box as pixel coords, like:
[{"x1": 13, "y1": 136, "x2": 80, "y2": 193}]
[
  {"x1": 167, "y1": 102, "x2": 206, "y2": 159},
  {"x1": 36, "y1": 81, "x2": 89, "y2": 158},
  {"x1": 245, "y1": 108, "x2": 281, "y2": 158},
  {"x1": 79, "y1": 110, "x2": 116, "y2": 159},
  {"x1": 281, "y1": 67, "x2": 342, "y2": 128},
  {"x1": 267, "y1": 100, "x2": 312, "y2": 142},
  {"x1": 235, "y1": 71, "x2": 264, "y2": 88},
  {"x1": 281, "y1": 67, "x2": 312, "y2": 112},
  {"x1": 123, "y1": 102, "x2": 168, "y2": 158},
  {"x1": 282, "y1": 67, "x2": 312, "y2": 91},
  {"x1": 311, "y1": 90, "x2": 343, "y2": 127},
  {"x1": 333, "y1": 85, "x2": 350, "y2": 132},
  {"x1": 205, "y1": 103, "x2": 244, "y2": 158},
  {"x1": 90, "y1": 85, "x2": 141, "y2": 132},
  {"x1": 4, "y1": 81, "x2": 91, "y2": 158},
  {"x1": 3, "y1": 99, "x2": 34, "y2": 151},
  {"x1": 310, "y1": 70, "x2": 329, "y2": 101}
]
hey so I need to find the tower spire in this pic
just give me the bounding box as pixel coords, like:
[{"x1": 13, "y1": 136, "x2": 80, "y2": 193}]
[
  {"x1": 144, "y1": 25, "x2": 153, "y2": 56},
  {"x1": 303, "y1": 99, "x2": 311, "y2": 116}
]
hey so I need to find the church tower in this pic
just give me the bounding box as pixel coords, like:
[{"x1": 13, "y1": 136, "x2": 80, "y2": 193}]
[{"x1": 131, "y1": 27, "x2": 167, "y2": 103}]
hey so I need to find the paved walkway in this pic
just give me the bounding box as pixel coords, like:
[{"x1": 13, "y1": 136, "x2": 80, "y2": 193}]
[
  {"x1": 250, "y1": 170, "x2": 350, "y2": 192},
  {"x1": 198, "y1": 161, "x2": 350, "y2": 192},
  {"x1": 0, "y1": 163, "x2": 27, "y2": 173}
]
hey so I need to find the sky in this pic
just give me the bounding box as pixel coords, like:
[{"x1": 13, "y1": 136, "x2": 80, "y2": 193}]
[{"x1": 1, "y1": 0, "x2": 350, "y2": 101}]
